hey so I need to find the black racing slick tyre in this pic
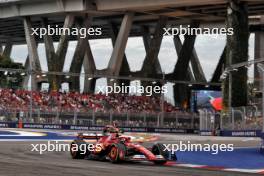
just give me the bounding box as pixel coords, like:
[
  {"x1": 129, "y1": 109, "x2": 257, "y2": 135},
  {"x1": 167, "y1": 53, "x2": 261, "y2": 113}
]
[
  {"x1": 70, "y1": 140, "x2": 89, "y2": 159},
  {"x1": 152, "y1": 143, "x2": 177, "y2": 164},
  {"x1": 108, "y1": 143, "x2": 126, "y2": 163}
]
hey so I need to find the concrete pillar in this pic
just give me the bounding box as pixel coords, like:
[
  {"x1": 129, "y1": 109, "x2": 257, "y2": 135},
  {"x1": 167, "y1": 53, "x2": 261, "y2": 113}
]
[
  {"x1": 107, "y1": 13, "x2": 134, "y2": 76},
  {"x1": 174, "y1": 35, "x2": 205, "y2": 82},
  {"x1": 2, "y1": 40, "x2": 12, "y2": 58},
  {"x1": 55, "y1": 15, "x2": 75, "y2": 89},
  {"x1": 0, "y1": 44, "x2": 3, "y2": 54},
  {"x1": 109, "y1": 22, "x2": 130, "y2": 87},
  {"x1": 141, "y1": 25, "x2": 162, "y2": 74},
  {"x1": 141, "y1": 26, "x2": 163, "y2": 95},
  {"x1": 22, "y1": 56, "x2": 30, "y2": 89},
  {"x1": 56, "y1": 15, "x2": 75, "y2": 71},
  {"x1": 22, "y1": 43, "x2": 41, "y2": 90},
  {"x1": 41, "y1": 18, "x2": 58, "y2": 91},
  {"x1": 191, "y1": 49, "x2": 206, "y2": 82},
  {"x1": 69, "y1": 16, "x2": 93, "y2": 92},
  {"x1": 83, "y1": 40, "x2": 96, "y2": 93},
  {"x1": 23, "y1": 16, "x2": 41, "y2": 91},
  {"x1": 211, "y1": 46, "x2": 226, "y2": 82},
  {"x1": 224, "y1": 0, "x2": 249, "y2": 107},
  {"x1": 0, "y1": 44, "x2": 3, "y2": 62},
  {"x1": 254, "y1": 16, "x2": 264, "y2": 87},
  {"x1": 141, "y1": 16, "x2": 167, "y2": 77},
  {"x1": 141, "y1": 26, "x2": 151, "y2": 53},
  {"x1": 23, "y1": 43, "x2": 41, "y2": 70},
  {"x1": 172, "y1": 21, "x2": 199, "y2": 108},
  {"x1": 140, "y1": 17, "x2": 167, "y2": 94},
  {"x1": 173, "y1": 34, "x2": 195, "y2": 108},
  {"x1": 173, "y1": 35, "x2": 195, "y2": 81}
]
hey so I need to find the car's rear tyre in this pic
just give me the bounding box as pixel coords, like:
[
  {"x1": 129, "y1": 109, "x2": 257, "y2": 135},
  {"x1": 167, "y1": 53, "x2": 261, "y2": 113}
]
[
  {"x1": 70, "y1": 140, "x2": 89, "y2": 159},
  {"x1": 152, "y1": 143, "x2": 177, "y2": 165},
  {"x1": 108, "y1": 143, "x2": 126, "y2": 163}
]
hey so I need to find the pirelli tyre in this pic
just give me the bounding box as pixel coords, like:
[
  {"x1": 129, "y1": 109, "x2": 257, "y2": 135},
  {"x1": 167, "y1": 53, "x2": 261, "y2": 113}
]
[
  {"x1": 108, "y1": 143, "x2": 126, "y2": 163},
  {"x1": 70, "y1": 140, "x2": 89, "y2": 159},
  {"x1": 152, "y1": 143, "x2": 177, "y2": 164}
]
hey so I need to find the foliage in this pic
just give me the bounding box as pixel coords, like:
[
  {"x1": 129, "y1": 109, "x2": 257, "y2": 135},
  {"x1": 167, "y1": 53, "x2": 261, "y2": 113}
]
[{"x1": 0, "y1": 55, "x2": 24, "y2": 89}]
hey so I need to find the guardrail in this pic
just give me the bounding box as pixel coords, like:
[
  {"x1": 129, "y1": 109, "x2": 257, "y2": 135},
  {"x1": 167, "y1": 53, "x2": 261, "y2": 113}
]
[{"x1": 200, "y1": 129, "x2": 263, "y2": 137}]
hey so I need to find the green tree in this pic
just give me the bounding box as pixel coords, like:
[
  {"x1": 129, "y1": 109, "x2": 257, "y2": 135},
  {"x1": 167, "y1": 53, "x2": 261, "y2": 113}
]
[{"x1": 0, "y1": 55, "x2": 24, "y2": 89}]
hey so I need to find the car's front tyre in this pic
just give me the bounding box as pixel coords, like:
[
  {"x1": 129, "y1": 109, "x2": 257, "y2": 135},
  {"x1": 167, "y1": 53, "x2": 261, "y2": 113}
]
[{"x1": 108, "y1": 143, "x2": 126, "y2": 163}]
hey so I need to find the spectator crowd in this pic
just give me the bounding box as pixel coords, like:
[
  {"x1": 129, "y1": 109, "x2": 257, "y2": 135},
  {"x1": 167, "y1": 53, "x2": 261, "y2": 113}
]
[{"x1": 0, "y1": 88, "x2": 181, "y2": 113}]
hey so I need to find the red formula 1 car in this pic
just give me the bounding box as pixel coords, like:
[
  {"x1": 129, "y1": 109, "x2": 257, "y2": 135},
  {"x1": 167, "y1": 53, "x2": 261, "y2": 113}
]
[{"x1": 70, "y1": 125, "x2": 177, "y2": 164}]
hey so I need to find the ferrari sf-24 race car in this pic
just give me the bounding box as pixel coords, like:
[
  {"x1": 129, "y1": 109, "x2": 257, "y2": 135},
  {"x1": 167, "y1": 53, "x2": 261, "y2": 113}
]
[{"x1": 70, "y1": 125, "x2": 177, "y2": 164}]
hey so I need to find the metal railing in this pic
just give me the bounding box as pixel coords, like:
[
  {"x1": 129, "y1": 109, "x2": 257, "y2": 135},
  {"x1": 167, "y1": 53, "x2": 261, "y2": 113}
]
[
  {"x1": 199, "y1": 106, "x2": 263, "y2": 131},
  {"x1": 0, "y1": 108, "x2": 199, "y2": 129}
]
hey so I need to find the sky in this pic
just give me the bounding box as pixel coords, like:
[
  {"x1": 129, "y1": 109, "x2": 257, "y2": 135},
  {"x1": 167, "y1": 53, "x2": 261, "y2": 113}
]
[{"x1": 7, "y1": 34, "x2": 255, "y2": 103}]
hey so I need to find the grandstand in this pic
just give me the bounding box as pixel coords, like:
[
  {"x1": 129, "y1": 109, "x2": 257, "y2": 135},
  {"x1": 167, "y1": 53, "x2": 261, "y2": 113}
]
[{"x1": 0, "y1": 88, "x2": 198, "y2": 129}]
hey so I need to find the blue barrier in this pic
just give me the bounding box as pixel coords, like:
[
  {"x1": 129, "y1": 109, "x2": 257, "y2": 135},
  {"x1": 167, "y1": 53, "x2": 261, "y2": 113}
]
[
  {"x1": 260, "y1": 133, "x2": 264, "y2": 154},
  {"x1": 0, "y1": 122, "x2": 17, "y2": 128},
  {"x1": 201, "y1": 130, "x2": 264, "y2": 137},
  {"x1": 200, "y1": 130, "x2": 214, "y2": 136},
  {"x1": 220, "y1": 130, "x2": 263, "y2": 137}
]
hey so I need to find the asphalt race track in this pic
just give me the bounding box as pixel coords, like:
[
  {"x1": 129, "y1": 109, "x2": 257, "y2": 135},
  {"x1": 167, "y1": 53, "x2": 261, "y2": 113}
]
[{"x1": 0, "y1": 129, "x2": 263, "y2": 176}]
